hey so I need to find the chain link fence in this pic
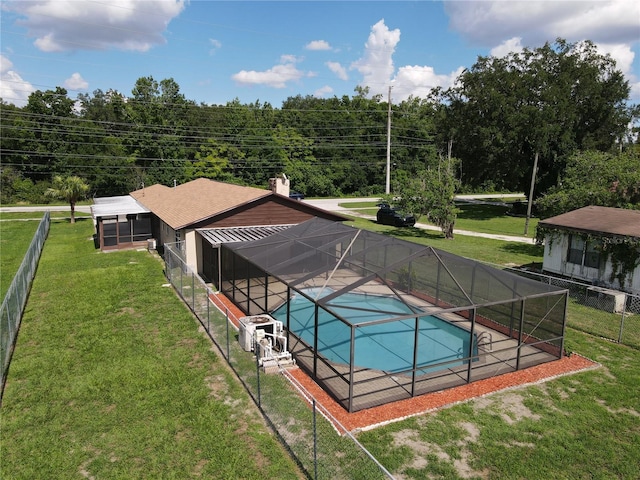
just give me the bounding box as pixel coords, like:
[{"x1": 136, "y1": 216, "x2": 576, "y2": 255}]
[
  {"x1": 503, "y1": 267, "x2": 640, "y2": 349},
  {"x1": 1, "y1": 212, "x2": 51, "y2": 398},
  {"x1": 164, "y1": 243, "x2": 393, "y2": 480}
]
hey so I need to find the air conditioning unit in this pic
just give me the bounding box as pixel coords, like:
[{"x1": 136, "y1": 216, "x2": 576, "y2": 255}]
[
  {"x1": 238, "y1": 315, "x2": 278, "y2": 352},
  {"x1": 585, "y1": 286, "x2": 626, "y2": 313},
  {"x1": 238, "y1": 314, "x2": 294, "y2": 370}
]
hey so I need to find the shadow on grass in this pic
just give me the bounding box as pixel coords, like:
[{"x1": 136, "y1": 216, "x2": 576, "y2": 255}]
[
  {"x1": 371, "y1": 222, "x2": 449, "y2": 243},
  {"x1": 51, "y1": 216, "x2": 92, "y2": 225},
  {"x1": 457, "y1": 203, "x2": 510, "y2": 221},
  {"x1": 393, "y1": 227, "x2": 444, "y2": 241},
  {"x1": 499, "y1": 242, "x2": 544, "y2": 258}
]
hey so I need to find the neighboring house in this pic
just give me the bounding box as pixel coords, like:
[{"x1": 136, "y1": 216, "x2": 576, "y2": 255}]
[
  {"x1": 538, "y1": 206, "x2": 640, "y2": 295},
  {"x1": 93, "y1": 178, "x2": 346, "y2": 286}
]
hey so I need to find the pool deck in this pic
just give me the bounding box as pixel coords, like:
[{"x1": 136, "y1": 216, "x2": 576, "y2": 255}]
[{"x1": 211, "y1": 292, "x2": 599, "y2": 432}]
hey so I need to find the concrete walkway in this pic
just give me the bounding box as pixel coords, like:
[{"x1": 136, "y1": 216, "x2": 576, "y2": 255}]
[{"x1": 304, "y1": 196, "x2": 536, "y2": 244}]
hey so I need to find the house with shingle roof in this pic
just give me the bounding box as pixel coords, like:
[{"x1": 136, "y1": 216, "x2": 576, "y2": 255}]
[
  {"x1": 538, "y1": 205, "x2": 640, "y2": 295},
  {"x1": 92, "y1": 178, "x2": 346, "y2": 285}
]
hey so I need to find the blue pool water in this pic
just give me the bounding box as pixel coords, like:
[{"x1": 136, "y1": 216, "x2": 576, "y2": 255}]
[{"x1": 270, "y1": 288, "x2": 477, "y2": 374}]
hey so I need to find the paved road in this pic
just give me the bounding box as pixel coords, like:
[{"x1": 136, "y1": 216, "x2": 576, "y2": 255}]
[
  {"x1": 304, "y1": 195, "x2": 535, "y2": 244},
  {"x1": 304, "y1": 194, "x2": 524, "y2": 212}
]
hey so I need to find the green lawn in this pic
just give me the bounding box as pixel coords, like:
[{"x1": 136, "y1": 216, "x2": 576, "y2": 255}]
[
  {"x1": 0, "y1": 211, "x2": 91, "y2": 221},
  {"x1": 0, "y1": 218, "x2": 301, "y2": 479},
  {"x1": 2, "y1": 210, "x2": 638, "y2": 479},
  {"x1": 0, "y1": 219, "x2": 40, "y2": 301},
  {"x1": 342, "y1": 200, "x2": 539, "y2": 238},
  {"x1": 357, "y1": 330, "x2": 640, "y2": 479},
  {"x1": 346, "y1": 216, "x2": 544, "y2": 267},
  {"x1": 456, "y1": 202, "x2": 538, "y2": 237}
]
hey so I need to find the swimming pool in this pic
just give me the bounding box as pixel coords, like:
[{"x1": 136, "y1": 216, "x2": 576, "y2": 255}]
[{"x1": 270, "y1": 288, "x2": 477, "y2": 374}]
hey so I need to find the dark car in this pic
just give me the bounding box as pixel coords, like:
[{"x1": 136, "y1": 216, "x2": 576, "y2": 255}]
[
  {"x1": 289, "y1": 191, "x2": 305, "y2": 201},
  {"x1": 376, "y1": 203, "x2": 416, "y2": 227}
]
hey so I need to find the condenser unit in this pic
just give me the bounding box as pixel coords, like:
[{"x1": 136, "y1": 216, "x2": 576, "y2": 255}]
[
  {"x1": 238, "y1": 314, "x2": 294, "y2": 370},
  {"x1": 585, "y1": 286, "x2": 626, "y2": 313},
  {"x1": 238, "y1": 315, "x2": 277, "y2": 351}
]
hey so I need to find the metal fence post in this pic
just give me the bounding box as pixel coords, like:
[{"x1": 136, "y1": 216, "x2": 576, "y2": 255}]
[
  {"x1": 225, "y1": 309, "x2": 230, "y2": 361},
  {"x1": 313, "y1": 399, "x2": 318, "y2": 480},
  {"x1": 207, "y1": 296, "x2": 210, "y2": 333},
  {"x1": 255, "y1": 350, "x2": 261, "y2": 408},
  {"x1": 618, "y1": 294, "x2": 627, "y2": 344},
  {"x1": 191, "y1": 272, "x2": 195, "y2": 310}
]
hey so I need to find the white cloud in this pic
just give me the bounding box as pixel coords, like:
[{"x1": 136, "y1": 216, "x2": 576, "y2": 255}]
[
  {"x1": 64, "y1": 72, "x2": 88, "y2": 90},
  {"x1": 351, "y1": 19, "x2": 463, "y2": 102},
  {"x1": 0, "y1": 55, "x2": 13, "y2": 73},
  {"x1": 444, "y1": 1, "x2": 639, "y2": 102},
  {"x1": 490, "y1": 37, "x2": 524, "y2": 58},
  {"x1": 392, "y1": 65, "x2": 465, "y2": 101},
  {"x1": 209, "y1": 38, "x2": 222, "y2": 55},
  {"x1": 351, "y1": 19, "x2": 401, "y2": 97},
  {"x1": 630, "y1": 81, "x2": 640, "y2": 102},
  {"x1": 306, "y1": 40, "x2": 331, "y2": 51},
  {"x1": 597, "y1": 43, "x2": 635, "y2": 76},
  {"x1": 232, "y1": 56, "x2": 313, "y2": 88},
  {"x1": 280, "y1": 54, "x2": 303, "y2": 64},
  {"x1": 4, "y1": 0, "x2": 186, "y2": 52},
  {"x1": 314, "y1": 85, "x2": 333, "y2": 98},
  {"x1": 444, "y1": 1, "x2": 639, "y2": 47},
  {"x1": 0, "y1": 54, "x2": 35, "y2": 107},
  {"x1": 326, "y1": 61, "x2": 348, "y2": 81}
]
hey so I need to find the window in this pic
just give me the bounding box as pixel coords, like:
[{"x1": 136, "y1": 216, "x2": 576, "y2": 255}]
[
  {"x1": 567, "y1": 234, "x2": 600, "y2": 268},
  {"x1": 584, "y1": 241, "x2": 600, "y2": 268},
  {"x1": 568, "y1": 235, "x2": 584, "y2": 264}
]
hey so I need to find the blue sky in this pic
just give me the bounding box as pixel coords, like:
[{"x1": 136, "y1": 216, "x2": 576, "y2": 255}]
[{"x1": 1, "y1": 1, "x2": 639, "y2": 108}]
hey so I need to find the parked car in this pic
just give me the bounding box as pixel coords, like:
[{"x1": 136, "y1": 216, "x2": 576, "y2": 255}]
[
  {"x1": 289, "y1": 191, "x2": 305, "y2": 201},
  {"x1": 376, "y1": 203, "x2": 416, "y2": 227}
]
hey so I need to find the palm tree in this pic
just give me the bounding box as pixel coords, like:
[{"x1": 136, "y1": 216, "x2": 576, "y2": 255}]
[{"x1": 46, "y1": 175, "x2": 90, "y2": 223}]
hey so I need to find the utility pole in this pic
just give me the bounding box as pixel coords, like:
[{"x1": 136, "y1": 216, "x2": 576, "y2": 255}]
[
  {"x1": 524, "y1": 151, "x2": 539, "y2": 236},
  {"x1": 385, "y1": 85, "x2": 392, "y2": 194}
]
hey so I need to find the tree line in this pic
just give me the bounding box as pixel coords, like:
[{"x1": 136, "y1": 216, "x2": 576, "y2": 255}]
[{"x1": 1, "y1": 39, "x2": 638, "y2": 219}]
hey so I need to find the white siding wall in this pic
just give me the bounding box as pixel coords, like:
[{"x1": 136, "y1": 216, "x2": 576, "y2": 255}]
[
  {"x1": 543, "y1": 233, "x2": 640, "y2": 293},
  {"x1": 631, "y1": 267, "x2": 640, "y2": 294},
  {"x1": 184, "y1": 229, "x2": 198, "y2": 271}
]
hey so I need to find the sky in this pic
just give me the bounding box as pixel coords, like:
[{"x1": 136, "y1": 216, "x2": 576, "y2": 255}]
[{"x1": 1, "y1": 0, "x2": 639, "y2": 109}]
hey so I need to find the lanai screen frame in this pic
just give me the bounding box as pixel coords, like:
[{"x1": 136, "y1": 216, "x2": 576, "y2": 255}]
[{"x1": 220, "y1": 217, "x2": 568, "y2": 412}]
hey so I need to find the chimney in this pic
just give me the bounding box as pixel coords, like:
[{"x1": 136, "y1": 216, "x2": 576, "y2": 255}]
[{"x1": 269, "y1": 173, "x2": 290, "y2": 197}]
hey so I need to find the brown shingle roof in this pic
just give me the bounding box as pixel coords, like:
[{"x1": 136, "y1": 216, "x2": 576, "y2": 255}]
[
  {"x1": 130, "y1": 178, "x2": 270, "y2": 229},
  {"x1": 538, "y1": 206, "x2": 640, "y2": 238}
]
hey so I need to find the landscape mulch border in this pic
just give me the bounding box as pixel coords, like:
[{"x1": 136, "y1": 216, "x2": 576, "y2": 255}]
[
  {"x1": 212, "y1": 293, "x2": 598, "y2": 432},
  {"x1": 288, "y1": 353, "x2": 598, "y2": 432}
]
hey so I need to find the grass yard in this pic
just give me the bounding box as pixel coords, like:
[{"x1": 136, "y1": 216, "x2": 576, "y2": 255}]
[
  {"x1": 356, "y1": 330, "x2": 640, "y2": 479},
  {"x1": 0, "y1": 211, "x2": 91, "y2": 221},
  {"x1": 455, "y1": 202, "x2": 538, "y2": 237},
  {"x1": 342, "y1": 200, "x2": 539, "y2": 238},
  {"x1": 0, "y1": 218, "x2": 41, "y2": 301},
  {"x1": 0, "y1": 218, "x2": 302, "y2": 479},
  {"x1": 2, "y1": 209, "x2": 639, "y2": 479},
  {"x1": 346, "y1": 216, "x2": 544, "y2": 267}
]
